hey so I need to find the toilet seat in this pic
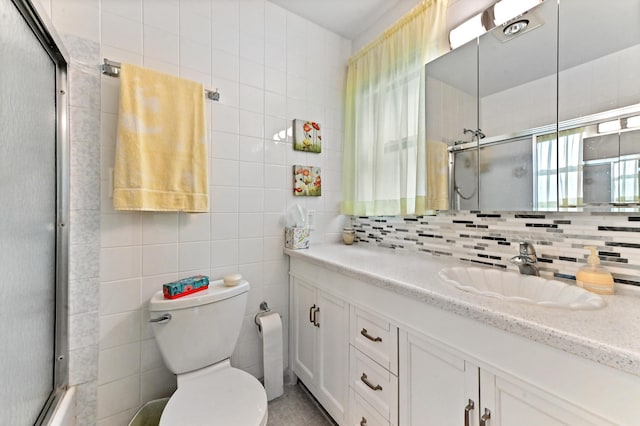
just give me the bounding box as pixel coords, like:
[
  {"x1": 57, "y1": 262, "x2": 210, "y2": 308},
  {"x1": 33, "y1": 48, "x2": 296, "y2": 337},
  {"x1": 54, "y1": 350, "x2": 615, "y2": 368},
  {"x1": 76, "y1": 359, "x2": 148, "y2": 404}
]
[{"x1": 160, "y1": 362, "x2": 268, "y2": 426}]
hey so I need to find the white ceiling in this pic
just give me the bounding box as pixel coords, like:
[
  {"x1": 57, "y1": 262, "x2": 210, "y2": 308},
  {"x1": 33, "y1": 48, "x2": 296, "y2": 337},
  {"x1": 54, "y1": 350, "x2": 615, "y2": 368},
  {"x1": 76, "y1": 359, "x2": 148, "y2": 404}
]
[{"x1": 269, "y1": 0, "x2": 408, "y2": 40}]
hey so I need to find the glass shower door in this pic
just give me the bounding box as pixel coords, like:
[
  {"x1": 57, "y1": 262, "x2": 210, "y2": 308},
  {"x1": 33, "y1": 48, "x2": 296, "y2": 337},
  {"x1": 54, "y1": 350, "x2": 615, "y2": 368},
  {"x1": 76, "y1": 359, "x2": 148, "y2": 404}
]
[{"x1": 0, "y1": 0, "x2": 58, "y2": 423}]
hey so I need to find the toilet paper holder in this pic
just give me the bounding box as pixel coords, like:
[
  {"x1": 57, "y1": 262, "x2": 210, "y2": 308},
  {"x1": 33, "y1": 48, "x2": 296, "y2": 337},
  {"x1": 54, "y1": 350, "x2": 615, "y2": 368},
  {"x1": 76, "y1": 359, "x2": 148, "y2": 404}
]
[{"x1": 254, "y1": 301, "x2": 280, "y2": 332}]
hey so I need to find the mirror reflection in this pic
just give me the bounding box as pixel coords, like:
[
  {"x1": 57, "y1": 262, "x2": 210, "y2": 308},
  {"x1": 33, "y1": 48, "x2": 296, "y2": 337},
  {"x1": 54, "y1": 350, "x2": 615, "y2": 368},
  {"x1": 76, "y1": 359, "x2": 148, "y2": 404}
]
[
  {"x1": 426, "y1": 0, "x2": 640, "y2": 211},
  {"x1": 478, "y1": 0, "x2": 557, "y2": 140},
  {"x1": 539, "y1": 118, "x2": 640, "y2": 208}
]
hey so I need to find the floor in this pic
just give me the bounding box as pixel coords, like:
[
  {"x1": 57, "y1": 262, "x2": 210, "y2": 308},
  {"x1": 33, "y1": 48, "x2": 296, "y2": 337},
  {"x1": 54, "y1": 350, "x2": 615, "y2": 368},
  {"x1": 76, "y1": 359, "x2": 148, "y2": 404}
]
[{"x1": 266, "y1": 383, "x2": 336, "y2": 426}]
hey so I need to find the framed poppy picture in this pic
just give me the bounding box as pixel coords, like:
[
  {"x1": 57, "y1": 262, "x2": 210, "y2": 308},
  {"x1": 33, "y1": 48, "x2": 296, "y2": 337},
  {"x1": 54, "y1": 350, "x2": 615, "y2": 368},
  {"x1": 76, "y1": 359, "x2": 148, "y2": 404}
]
[
  {"x1": 293, "y1": 165, "x2": 322, "y2": 196},
  {"x1": 293, "y1": 119, "x2": 322, "y2": 153}
]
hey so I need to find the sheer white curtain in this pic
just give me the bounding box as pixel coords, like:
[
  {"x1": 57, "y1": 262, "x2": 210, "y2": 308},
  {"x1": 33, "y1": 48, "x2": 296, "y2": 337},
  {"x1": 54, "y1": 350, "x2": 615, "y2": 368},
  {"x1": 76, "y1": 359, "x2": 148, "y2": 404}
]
[
  {"x1": 615, "y1": 159, "x2": 640, "y2": 202},
  {"x1": 536, "y1": 128, "x2": 584, "y2": 209},
  {"x1": 342, "y1": 0, "x2": 449, "y2": 216}
]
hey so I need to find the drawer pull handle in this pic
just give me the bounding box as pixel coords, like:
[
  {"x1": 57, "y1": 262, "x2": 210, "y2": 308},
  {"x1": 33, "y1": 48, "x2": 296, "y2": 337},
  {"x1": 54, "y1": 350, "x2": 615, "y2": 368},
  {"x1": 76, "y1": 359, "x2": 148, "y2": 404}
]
[
  {"x1": 314, "y1": 307, "x2": 320, "y2": 327},
  {"x1": 480, "y1": 408, "x2": 491, "y2": 426},
  {"x1": 360, "y1": 417, "x2": 367, "y2": 426},
  {"x1": 309, "y1": 304, "x2": 316, "y2": 324},
  {"x1": 361, "y1": 328, "x2": 382, "y2": 342},
  {"x1": 360, "y1": 373, "x2": 383, "y2": 391},
  {"x1": 464, "y1": 399, "x2": 474, "y2": 426}
]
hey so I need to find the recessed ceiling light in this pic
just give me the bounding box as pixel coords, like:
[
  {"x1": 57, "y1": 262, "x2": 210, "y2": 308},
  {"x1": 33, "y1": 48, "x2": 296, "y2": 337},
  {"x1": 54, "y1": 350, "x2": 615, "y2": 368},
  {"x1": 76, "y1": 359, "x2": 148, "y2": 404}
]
[{"x1": 503, "y1": 19, "x2": 529, "y2": 36}]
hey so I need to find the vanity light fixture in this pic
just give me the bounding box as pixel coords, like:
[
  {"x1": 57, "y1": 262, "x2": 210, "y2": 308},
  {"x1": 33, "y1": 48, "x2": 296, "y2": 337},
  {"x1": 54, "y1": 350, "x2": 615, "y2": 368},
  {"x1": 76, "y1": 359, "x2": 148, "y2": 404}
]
[
  {"x1": 625, "y1": 115, "x2": 640, "y2": 129},
  {"x1": 449, "y1": 13, "x2": 484, "y2": 49},
  {"x1": 597, "y1": 119, "x2": 622, "y2": 133},
  {"x1": 492, "y1": 0, "x2": 542, "y2": 26},
  {"x1": 449, "y1": 0, "x2": 543, "y2": 49}
]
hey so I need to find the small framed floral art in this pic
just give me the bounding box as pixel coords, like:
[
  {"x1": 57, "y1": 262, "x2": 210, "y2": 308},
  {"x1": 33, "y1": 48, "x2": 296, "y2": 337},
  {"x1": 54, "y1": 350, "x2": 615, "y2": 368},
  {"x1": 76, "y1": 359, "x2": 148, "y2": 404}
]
[
  {"x1": 293, "y1": 119, "x2": 321, "y2": 153},
  {"x1": 293, "y1": 165, "x2": 321, "y2": 196}
]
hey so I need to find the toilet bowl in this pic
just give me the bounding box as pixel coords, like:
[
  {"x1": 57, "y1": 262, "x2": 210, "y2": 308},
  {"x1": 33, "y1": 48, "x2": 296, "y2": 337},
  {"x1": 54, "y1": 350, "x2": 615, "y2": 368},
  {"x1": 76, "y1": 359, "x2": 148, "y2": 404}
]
[
  {"x1": 149, "y1": 279, "x2": 268, "y2": 426},
  {"x1": 159, "y1": 360, "x2": 267, "y2": 426}
]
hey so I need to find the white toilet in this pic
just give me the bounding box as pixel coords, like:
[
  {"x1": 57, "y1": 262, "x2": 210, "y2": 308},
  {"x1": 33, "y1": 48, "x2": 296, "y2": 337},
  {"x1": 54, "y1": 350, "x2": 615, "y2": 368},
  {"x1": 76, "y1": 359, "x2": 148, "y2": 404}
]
[{"x1": 148, "y1": 279, "x2": 268, "y2": 426}]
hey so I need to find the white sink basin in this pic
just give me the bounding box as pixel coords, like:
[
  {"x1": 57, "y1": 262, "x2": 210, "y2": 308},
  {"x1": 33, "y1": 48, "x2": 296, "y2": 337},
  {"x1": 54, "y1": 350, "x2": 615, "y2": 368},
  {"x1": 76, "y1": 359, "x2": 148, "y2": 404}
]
[{"x1": 438, "y1": 266, "x2": 605, "y2": 310}]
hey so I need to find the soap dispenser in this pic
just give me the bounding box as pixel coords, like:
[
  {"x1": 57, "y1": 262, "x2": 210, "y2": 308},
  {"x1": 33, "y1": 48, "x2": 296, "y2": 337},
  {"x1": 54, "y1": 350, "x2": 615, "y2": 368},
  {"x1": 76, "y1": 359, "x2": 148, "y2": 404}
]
[{"x1": 576, "y1": 246, "x2": 615, "y2": 295}]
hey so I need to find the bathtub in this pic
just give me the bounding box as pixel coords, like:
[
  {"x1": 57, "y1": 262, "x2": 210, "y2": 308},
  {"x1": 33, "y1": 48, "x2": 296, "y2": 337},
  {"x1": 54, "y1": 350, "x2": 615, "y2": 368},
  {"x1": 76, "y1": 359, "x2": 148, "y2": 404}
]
[{"x1": 48, "y1": 386, "x2": 76, "y2": 426}]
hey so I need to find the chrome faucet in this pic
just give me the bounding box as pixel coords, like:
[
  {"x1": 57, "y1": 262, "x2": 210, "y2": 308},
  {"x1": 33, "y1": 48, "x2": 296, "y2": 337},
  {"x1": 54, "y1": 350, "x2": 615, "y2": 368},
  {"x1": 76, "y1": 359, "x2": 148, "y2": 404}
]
[{"x1": 509, "y1": 241, "x2": 540, "y2": 276}]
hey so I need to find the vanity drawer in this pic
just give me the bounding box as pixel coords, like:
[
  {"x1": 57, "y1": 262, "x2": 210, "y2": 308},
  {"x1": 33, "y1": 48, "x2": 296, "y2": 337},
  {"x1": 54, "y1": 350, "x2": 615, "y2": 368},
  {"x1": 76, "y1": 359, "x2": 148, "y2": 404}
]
[
  {"x1": 350, "y1": 306, "x2": 398, "y2": 375},
  {"x1": 350, "y1": 388, "x2": 391, "y2": 426},
  {"x1": 350, "y1": 346, "x2": 398, "y2": 421}
]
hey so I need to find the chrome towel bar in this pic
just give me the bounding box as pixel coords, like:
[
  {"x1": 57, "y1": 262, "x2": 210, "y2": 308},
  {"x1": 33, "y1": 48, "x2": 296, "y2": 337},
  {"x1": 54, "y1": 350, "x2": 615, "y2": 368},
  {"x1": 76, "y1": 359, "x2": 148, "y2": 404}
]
[{"x1": 101, "y1": 58, "x2": 220, "y2": 101}]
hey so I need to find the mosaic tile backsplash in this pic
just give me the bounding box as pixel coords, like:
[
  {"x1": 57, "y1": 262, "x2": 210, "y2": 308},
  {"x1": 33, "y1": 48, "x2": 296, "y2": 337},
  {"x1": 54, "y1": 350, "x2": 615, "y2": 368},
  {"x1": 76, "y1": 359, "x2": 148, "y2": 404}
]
[{"x1": 351, "y1": 212, "x2": 640, "y2": 288}]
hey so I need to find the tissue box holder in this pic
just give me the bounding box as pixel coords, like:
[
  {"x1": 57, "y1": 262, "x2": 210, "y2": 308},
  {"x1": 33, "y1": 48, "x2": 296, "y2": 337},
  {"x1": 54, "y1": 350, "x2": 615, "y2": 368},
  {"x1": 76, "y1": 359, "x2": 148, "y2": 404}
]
[
  {"x1": 163, "y1": 275, "x2": 210, "y2": 299},
  {"x1": 285, "y1": 227, "x2": 310, "y2": 249}
]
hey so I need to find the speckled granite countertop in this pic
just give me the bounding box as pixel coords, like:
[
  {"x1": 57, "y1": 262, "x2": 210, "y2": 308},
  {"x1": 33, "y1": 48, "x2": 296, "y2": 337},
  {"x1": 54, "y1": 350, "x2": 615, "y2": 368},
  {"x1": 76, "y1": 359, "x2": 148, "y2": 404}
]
[{"x1": 285, "y1": 243, "x2": 640, "y2": 377}]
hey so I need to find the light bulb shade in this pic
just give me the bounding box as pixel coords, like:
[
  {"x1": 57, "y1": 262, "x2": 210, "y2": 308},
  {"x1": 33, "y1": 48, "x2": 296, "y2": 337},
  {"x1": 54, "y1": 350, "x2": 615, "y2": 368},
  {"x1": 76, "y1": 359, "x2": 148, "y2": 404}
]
[
  {"x1": 493, "y1": 0, "x2": 542, "y2": 26},
  {"x1": 598, "y1": 119, "x2": 621, "y2": 133},
  {"x1": 626, "y1": 115, "x2": 640, "y2": 129},
  {"x1": 449, "y1": 13, "x2": 483, "y2": 49}
]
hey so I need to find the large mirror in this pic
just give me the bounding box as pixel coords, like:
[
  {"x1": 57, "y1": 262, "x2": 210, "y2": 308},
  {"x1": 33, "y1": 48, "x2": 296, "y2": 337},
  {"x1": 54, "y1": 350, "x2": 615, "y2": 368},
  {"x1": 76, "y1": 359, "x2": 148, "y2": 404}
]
[
  {"x1": 425, "y1": 39, "x2": 478, "y2": 209},
  {"x1": 426, "y1": 0, "x2": 640, "y2": 211}
]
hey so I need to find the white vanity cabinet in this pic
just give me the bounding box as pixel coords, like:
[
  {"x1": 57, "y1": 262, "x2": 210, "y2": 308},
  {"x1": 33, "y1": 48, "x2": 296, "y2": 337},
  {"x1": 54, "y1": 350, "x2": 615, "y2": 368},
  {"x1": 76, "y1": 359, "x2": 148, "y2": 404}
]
[
  {"x1": 291, "y1": 277, "x2": 349, "y2": 424},
  {"x1": 399, "y1": 330, "x2": 612, "y2": 426},
  {"x1": 288, "y1": 254, "x2": 640, "y2": 426}
]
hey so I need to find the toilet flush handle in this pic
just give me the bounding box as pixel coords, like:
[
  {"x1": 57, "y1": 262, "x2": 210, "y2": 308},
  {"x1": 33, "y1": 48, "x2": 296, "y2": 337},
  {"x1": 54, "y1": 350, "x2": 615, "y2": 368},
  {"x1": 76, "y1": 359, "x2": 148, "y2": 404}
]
[{"x1": 149, "y1": 313, "x2": 172, "y2": 324}]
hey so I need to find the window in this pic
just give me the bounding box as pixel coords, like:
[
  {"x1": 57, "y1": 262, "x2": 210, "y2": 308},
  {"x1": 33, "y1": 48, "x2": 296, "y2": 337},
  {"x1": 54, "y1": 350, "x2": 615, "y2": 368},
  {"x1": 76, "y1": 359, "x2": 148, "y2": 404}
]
[{"x1": 342, "y1": 0, "x2": 449, "y2": 216}]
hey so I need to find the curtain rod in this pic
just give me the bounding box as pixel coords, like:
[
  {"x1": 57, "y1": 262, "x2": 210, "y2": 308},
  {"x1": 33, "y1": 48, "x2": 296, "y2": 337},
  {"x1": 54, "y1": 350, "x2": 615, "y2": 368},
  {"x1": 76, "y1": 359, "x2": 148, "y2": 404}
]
[
  {"x1": 349, "y1": 0, "x2": 436, "y2": 64},
  {"x1": 101, "y1": 58, "x2": 220, "y2": 101}
]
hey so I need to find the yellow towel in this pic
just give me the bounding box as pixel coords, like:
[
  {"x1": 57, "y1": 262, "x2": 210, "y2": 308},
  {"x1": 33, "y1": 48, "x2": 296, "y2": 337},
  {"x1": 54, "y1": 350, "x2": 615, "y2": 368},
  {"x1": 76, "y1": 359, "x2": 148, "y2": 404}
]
[
  {"x1": 426, "y1": 140, "x2": 449, "y2": 210},
  {"x1": 113, "y1": 63, "x2": 208, "y2": 212}
]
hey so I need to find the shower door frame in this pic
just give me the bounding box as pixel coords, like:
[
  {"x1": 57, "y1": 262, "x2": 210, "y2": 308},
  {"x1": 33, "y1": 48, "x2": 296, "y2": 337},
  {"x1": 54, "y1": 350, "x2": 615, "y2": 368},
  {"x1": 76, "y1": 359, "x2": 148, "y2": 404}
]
[{"x1": 9, "y1": 0, "x2": 71, "y2": 424}]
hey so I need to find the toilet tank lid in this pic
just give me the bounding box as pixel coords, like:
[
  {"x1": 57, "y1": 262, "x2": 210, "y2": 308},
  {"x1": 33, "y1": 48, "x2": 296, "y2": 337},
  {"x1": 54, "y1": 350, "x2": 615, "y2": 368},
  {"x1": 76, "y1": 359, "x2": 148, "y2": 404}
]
[{"x1": 149, "y1": 279, "x2": 249, "y2": 311}]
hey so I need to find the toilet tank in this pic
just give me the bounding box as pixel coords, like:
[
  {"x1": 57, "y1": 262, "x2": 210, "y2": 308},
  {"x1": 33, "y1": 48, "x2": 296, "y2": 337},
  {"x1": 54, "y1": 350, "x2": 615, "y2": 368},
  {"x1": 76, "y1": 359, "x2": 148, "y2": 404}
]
[{"x1": 149, "y1": 280, "x2": 249, "y2": 374}]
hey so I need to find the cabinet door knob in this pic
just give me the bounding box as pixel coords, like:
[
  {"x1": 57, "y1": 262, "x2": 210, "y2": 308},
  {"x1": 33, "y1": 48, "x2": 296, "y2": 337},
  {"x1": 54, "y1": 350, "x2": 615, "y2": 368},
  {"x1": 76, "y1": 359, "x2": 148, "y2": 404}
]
[
  {"x1": 361, "y1": 328, "x2": 382, "y2": 342},
  {"x1": 360, "y1": 373, "x2": 383, "y2": 391},
  {"x1": 313, "y1": 307, "x2": 320, "y2": 327},
  {"x1": 480, "y1": 408, "x2": 491, "y2": 426},
  {"x1": 360, "y1": 417, "x2": 367, "y2": 426},
  {"x1": 464, "y1": 399, "x2": 474, "y2": 426},
  {"x1": 309, "y1": 304, "x2": 316, "y2": 324}
]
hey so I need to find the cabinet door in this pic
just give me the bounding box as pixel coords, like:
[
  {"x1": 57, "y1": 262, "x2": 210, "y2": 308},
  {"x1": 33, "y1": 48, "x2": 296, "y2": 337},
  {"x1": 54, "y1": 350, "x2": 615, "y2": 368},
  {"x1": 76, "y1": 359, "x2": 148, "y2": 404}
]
[
  {"x1": 479, "y1": 369, "x2": 613, "y2": 426},
  {"x1": 399, "y1": 331, "x2": 479, "y2": 426},
  {"x1": 292, "y1": 278, "x2": 317, "y2": 386},
  {"x1": 316, "y1": 290, "x2": 349, "y2": 424}
]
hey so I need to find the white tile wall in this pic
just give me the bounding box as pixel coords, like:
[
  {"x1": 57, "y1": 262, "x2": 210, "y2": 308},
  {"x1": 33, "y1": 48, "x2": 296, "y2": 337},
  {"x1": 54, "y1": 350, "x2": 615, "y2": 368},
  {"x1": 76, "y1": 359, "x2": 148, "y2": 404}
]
[
  {"x1": 98, "y1": 342, "x2": 141, "y2": 384},
  {"x1": 97, "y1": 375, "x2": 140, "y2": 420},
  {"x1": 90, "y1": 1, "x2": 350, "y2": 422},
  {"x1": 100, "y1": 279, "x2": 141, "y2": 315},
  {"x1": 51, "y1": 0, "x2": 100, "y2": 42},
  {"x1": 40, "y1": 0, "x2": 347, "y2": 422}
]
